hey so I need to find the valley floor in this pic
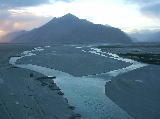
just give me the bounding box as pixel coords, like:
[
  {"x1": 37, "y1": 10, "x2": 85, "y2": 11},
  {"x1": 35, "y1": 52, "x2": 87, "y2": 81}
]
[
  {"x1": 0, "y1": 43, "x2": 159, "y2": 119},
  {"x1": 100, "y1": 43, "x2": 160, "y2": 119},
  {"x1": 0, "y1": 44, "x2": 77, "y2": 119}
]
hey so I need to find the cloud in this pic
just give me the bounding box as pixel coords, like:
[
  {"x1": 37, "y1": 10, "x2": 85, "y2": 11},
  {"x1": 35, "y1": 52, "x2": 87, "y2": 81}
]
[
  {"x1": 124, "y1": 0, "x2": 160, "y2": 18},
  {"x1": 125, "y1": 0, "x2": 154, "y2": 4},
  {"x1": 129, "y1": 29, "x2": 160, "y2": 34},
  {"x1": 0, "y1": 10, "x2": 13, "y2": 32},
  {"x1": 0, "y1": 0, "x2": 75, "y2": 36},
  {"x1": 0, "y1": 0, "x2": 73, "y2": 10},
  {"x1": 50, "y1": 0, "x2": 74, "y2": 3},
  {"x1": 140, "y1": 3, "x2": 160, "y2": 17},
  {"x1": 0, "y1": 10, "x2": 11, "y2": 19},
  {"x1": 0, "y1": 10, "x2": 52, "y2": 36},
  {"x1": 0, "y1": 0, "x2": 50, "y2": 9}
]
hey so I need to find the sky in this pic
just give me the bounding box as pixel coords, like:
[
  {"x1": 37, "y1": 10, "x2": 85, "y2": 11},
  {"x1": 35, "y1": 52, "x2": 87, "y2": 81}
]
[{"x1": 0, "y1": 0, "x2": 160, "y2": 37}]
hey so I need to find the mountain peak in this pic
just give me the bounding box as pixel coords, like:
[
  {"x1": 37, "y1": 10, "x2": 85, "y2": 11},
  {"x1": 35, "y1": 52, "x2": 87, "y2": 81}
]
[
  {"x1": 62, "y1": 13, "x2": 78, "y2": 17},
  {"x1": 11, "y1": 13, "x2": 132, "y2": 43},
  {"x1": 60, "y1": 13, "x2": 79, "y2": 20}
]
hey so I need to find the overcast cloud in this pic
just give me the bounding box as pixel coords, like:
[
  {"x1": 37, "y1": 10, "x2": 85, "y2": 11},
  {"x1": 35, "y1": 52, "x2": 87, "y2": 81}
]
[
  {"x1": 0, "y1": 10, "x2": 11, "y2": 19},
  {"x1": 125, "y1": 0, "x2": 152, "y2": 4},
  {"x1": 125, "y1": 0, "x2": 160, "y2": 18},
  {"x1": 0, "y1": 0, "x2": 50, "y2": 9},
  {"x1": 0, "y1": 0, "x2": 73, "y2": 10},
  {"x1": 0, "y1": 0, "x2": 73, "y2": 36},
  {"x1": 0, "y1": 10, "x2": 52, "y2": 35},
  {"x1": 140, "y1": 3, "x2": 160, "y2": 17}
]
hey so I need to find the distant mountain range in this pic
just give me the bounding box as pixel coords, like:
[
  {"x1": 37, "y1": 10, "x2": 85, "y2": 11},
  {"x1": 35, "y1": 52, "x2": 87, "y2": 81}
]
[
  {"x1": 0, "y1": 30, "x2": 28, "y2": 43},
  {"x1": 9, "y1": 13, "x2": 132, "y2": 44},
  {"x1": 147, "y1": 31, "x2": 160, "y2": 42},
  {"x1": 129, "y1": 31, "x2": 160, "y2": 42}
]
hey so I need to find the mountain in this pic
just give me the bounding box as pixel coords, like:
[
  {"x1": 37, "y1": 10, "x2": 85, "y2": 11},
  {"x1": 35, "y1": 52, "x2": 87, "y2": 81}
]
[
  {"x1": 11, "y1": 13, "x2": 132, "y2": 43},
  {"x1": 0, "y1": 30, "x2": 28, "y2": 43},
  {"x1": 104, "y1": 24, "x2": 112, "y2": 27},
  {"x1": 129, "y1": 31, "x2": 160, "y2": 42},
  {"x1": 146, "y1": 31, "x2": 160, "y2": 42}
]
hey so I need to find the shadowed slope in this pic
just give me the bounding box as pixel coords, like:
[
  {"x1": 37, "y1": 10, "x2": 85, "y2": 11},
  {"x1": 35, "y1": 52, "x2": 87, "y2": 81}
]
[{"x1": 11, "y1": 13, "x2": 132, "y2": 44}]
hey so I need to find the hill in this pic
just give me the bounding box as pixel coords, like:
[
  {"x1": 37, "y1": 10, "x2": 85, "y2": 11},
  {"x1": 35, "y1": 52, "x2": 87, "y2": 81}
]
[
  {"x1": 0, "y1": 30, "x2": 28, "y2": 43},
  {"x1": 11, "y1": 13, "x2": 132, "y2": 44}
]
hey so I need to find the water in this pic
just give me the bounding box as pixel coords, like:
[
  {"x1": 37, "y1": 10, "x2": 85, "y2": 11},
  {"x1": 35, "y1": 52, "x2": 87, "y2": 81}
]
[{"x1": 9, "y1": 44, "x2": 147, "y2": 119}]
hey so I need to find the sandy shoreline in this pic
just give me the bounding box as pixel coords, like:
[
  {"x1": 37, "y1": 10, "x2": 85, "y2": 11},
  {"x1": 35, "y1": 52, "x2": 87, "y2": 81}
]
[
  {"x1": 102, "y1": 44, "x2": 160, "y2": 119},
  {"x1": 0, "y1": 44, "x2": 79, "y2": 119},
  {"x1": 105, "y1": 64, "x2": 160, "y2": 119}
]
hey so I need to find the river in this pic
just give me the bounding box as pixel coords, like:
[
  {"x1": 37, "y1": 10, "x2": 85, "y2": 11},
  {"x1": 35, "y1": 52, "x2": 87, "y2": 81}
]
[{"x1": 9, "y1": 44, "x2": 147, "y2": 119}]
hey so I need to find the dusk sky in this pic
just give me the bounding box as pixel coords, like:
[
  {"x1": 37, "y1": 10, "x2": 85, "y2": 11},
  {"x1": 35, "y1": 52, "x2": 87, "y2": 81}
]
[{"x1": 0, "y1": 0, "x2": 160, "y2": 37}]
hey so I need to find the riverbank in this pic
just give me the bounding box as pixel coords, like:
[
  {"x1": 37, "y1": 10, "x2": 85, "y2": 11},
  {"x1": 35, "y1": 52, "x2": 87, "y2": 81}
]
[
  {"x1": 105, "y1": 64, "x2": 160, "y2": 119},
  {"x1": 100, "y1": 44, "x2": 160, "y2": 119},
  {"x1": 7, "y1": 43, "x2": 135, "y2": 119},
  {"x1": 2, "y1": 43, "x2": 159, "y2": 119},
  {"x1": 0, "y1": 44, "x2": 78, "y2": 119}
]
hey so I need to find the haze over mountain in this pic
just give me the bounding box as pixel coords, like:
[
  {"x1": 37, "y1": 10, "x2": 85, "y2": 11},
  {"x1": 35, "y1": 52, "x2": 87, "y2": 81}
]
[
  {"x1": 11, "y1": 13, "x2": 132, "y2": 44},
  {"x1": 146, "y1": 31, "x2": 160, "y2": 42},
  {"x1": 0, "y1": 30, "x2": 28, "y2": 43},
  {"x1": 129, "y1": 31, "x2": 160, "y2": 42}
]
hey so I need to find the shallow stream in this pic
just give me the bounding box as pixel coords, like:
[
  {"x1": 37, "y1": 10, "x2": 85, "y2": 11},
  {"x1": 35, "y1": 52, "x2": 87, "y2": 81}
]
[{"x1": 9, "y1": 44, "x2": 147, "y2": 119}]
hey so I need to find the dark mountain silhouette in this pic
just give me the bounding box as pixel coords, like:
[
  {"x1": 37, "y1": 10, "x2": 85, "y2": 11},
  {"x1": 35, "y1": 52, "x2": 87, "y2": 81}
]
[
  {"x1": 0, "y1": 30, "x2": 28, "y2": 43},
  {"x1": 11, "y1": 13, "x2": 132, "y2": 43}
]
